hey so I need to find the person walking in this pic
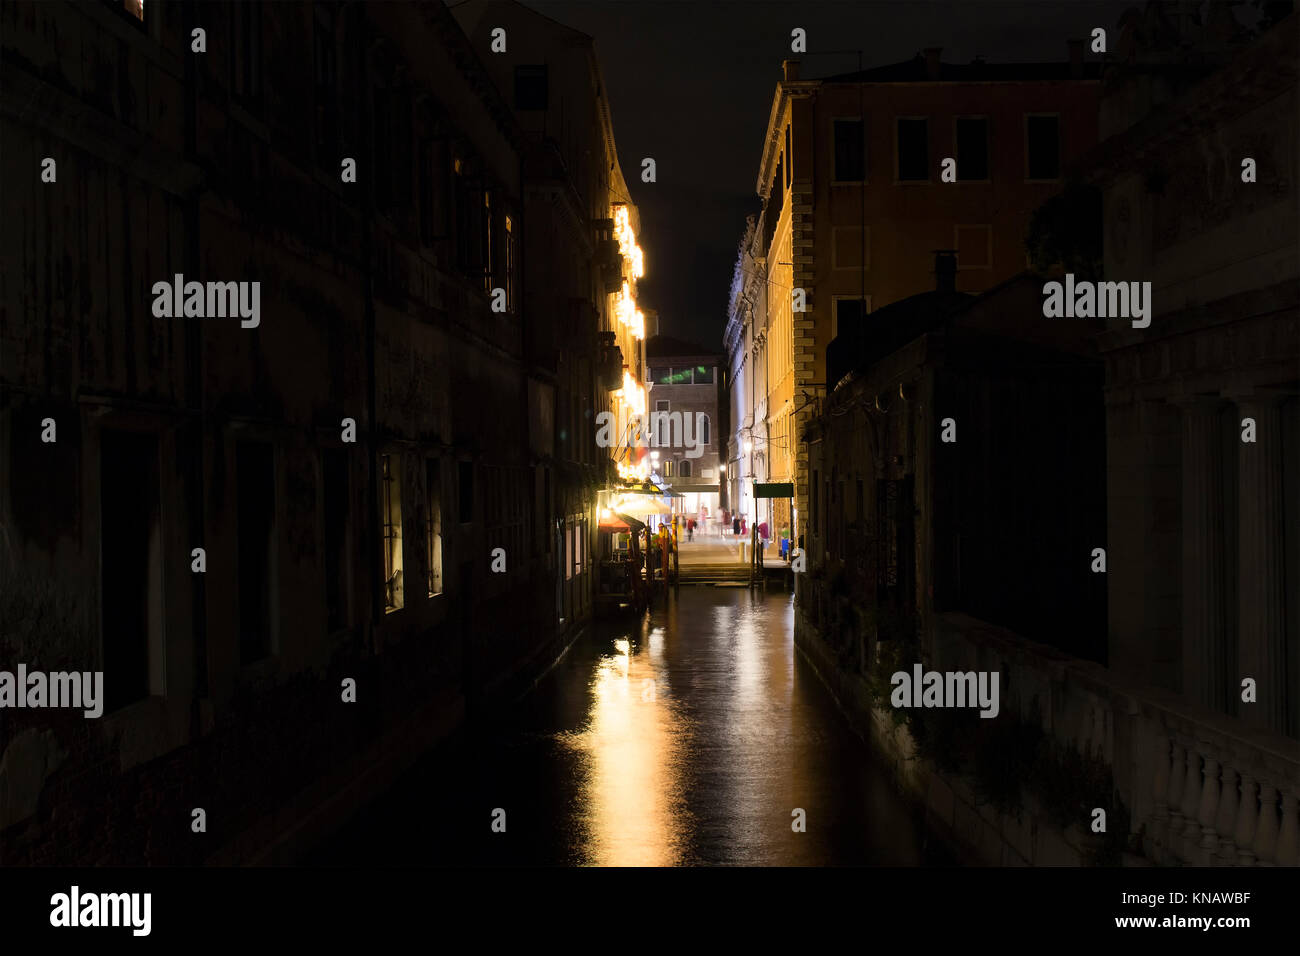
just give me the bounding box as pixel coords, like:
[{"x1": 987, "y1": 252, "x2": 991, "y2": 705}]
[
  {"x1": 686, "y1": 517, "x2": 695, "y2": 542},
  {"x1": 732, "y1": 515, "x2": 740, "y2": 536}
]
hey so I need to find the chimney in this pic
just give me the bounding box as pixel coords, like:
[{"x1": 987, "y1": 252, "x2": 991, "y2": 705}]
[
  {"x1": 783, "y1": 59, "x2": 800, "y2": 82},
  {"x1": 933, "y1": 250, "x2": 957, "y2": 293},
  {"x1": 1068, "y1": 39, "x2": 1084, "y2": 78},
  {"x1": 923, "y1": 47, "x2": 942, "y2": 80}
]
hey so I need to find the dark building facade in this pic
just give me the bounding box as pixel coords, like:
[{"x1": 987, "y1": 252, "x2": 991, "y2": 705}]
[
  {"x1": 792, "y1": 5, "x2": 1299, "y2": 867},
  {"x1": 0, "y1": 0, "x2": 599, "y2": 863}
]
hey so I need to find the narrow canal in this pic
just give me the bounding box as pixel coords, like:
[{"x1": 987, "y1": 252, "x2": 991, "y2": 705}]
[{"x1": 311, "y1": 586, "x2": 949, "y2": 866}]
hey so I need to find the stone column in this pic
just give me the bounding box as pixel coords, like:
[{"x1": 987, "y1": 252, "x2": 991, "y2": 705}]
[
  {"x1": 1215, "y1": 761, "x2": 1240, "y2": 865},
  {"x1": 1178, "y1": 399, "x2": 1226, "y2": 710},
  {"x1": 1276, "y1": 788, "x2": 1298, "y2": 867},
  {"x1": 1236, "y1": 396, "x2": 1287, "y2": 732},
  {"x1": 1253, "y1": 780, "x2": 1280, "y2": 865},
  {"x1": 1197, "y1": 749, "x2": 1221, "y2": 864},
  {"x1": 1234, "y1": 772, "x2": 1259, "y2": 865},
  {"x1": 1179, "y1": 738, "x2": 1203, "y2": 860}
]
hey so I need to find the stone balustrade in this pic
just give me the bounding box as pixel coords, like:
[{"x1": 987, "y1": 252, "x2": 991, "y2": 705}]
[{"x1": 931, "y1": 612, "x2": 1299, "y2": 866}]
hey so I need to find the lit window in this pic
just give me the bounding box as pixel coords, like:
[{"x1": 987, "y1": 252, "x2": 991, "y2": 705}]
[
  {"x1": 426, "y1": 460, "x2": 442, "y2": 597},
  {"x1": 381, "y1": 454, "x2": 403, "y2": 612},
  {"x1": 504, "y1": 214, "x2": 514, "y2": 311}
]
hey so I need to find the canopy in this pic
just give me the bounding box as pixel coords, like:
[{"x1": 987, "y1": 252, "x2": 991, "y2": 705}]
[
  {"x1": 614, "y1": 512, "x2": 646, "y2": 530},
  {"x1": 629, "y1": 498, "x2": 671, "y2": 515}
]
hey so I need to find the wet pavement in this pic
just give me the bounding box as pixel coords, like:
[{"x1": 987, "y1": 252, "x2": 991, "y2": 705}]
[{"x1": 309, "y1": 587, "x2": 950, "y2": 866}]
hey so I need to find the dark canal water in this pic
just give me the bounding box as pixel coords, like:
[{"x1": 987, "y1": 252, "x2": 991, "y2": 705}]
[{"x1": 309, "y1": 587, "x2": 949, "y2": 866}]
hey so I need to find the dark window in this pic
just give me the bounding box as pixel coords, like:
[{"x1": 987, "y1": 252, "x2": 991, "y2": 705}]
[
  {"x1": 956, "y1": 118, "x2": 988, "y2": 181},
  {"x1": 313, "y1": 6, "x2": 339, "y2": 162},
  {"x1": 418, "y1": 139, "x2": 435, "y2": 245},
  {"x1": 680, "y1": 459, "x2": 692, "y2": 478},
  {"x1": 651, "y1": 366, "x2": 672, "y2": 385},
  {"x1": 391, "y1": 90, "x2": 412, "y2": 207},
  {"x1": 833, "y1": 119, "x2": 865, "y2": 181},
  {"x1": 481, "y1": 190, "x2": 494, "y2": 293},
  {"x1": 459, "y1": 460, "x2": 474, "y2": 523},
  {"x1": 897, "y1": 118, "x2": 928, "y2": 181},
  {"x1": 835, "y1": 297, "x2": 868, "y2": 333},
  {"x1": 373, "y1": 92, "x2": 392, "y2": 210},
  {"x1": 230, "y1": 3, "x2": 262, "y2": 104},
  {"x1": 693, "y1": 365, "x2": 714, "y2": 384},
  {"x1": 237, "y1": 441, "x2": 276, "y2": 662},
  {"x1": 100, "y1": 431, "x2": 161, "y2": 712},
  {"x1": 454, "y1": 162, "x2": 473, "y2": 272},
  {"x1": 323, "y1": 450, "x2": 350, "y2": 632},
  {"x1": 514, "y1": 64, "x2": 549, "y2": 110},
  {"x1": 811, "y1": 469, "x2": 819, "y2": 537},
  {"x1": 1027, "y1": 115, "x2": 1060, "y2": 180},
  {"x1": 700, "y1": 415, "x2": 711, "y2": 445}
]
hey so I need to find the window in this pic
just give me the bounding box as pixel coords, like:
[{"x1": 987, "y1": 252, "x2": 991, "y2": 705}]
[
  {"x1": 955, "y1": 117, "x2": 988, "y2": 181},
  {"x1": 100, "y1": 431, "x2": 163, "y2": 712},
  {"x1": 313, "y1": 6, "x2": 339, "y2": 162},
  {"x1": 515, "y1": 64, "x2": 548, "y2": 111},
  {"x1": 832, "y1": 226, "x2": 868, "y2": 270},
  {"x1": 574, "y1": 519, "x2": 584, "y2": 576},
  {"x1": 482, "y1": 190, "x2": 494, "y2": 292},
  {"x1": 418, "y1": 139, "x2": 435, "y2": 245},
  {"x1": 323, "y1": 450, "x2": 350, "y2": 632},
  {"x1": 665, "y1": 367, "x2": 694, "y2": 385},
  {"x1": 651, "y1": 367, "x2": 672, "y2": 385},
  {"x1": 454, "y1": 160, "x2": 473, "y2": 272},
  {"x1": 230, "y1": 2, "x2": 263, "y2": 104},
  {"x1": 833, "y1": 119, "x2": 865, "y2": 182},
  {"x1": 663, "y1": 460, "x2": 675, "y2": 478},
  {"x1": 426, "y1": 459, "x2": 443, "y2": 597},
  {"x1": 458, "y1": 460, "x2": 474, "y2": 523},
  {"x1": 679, "y1": 459, "x2": 692, "y2": 478},
  {"x1": 655, "y1": 402, "x2": 671, "y2": 446},
  {"x1": 237, "y1": 441, "x2": 276, "y2": 660},
  {"x1": 120, "y1": 0, "x2": 145, "y2": 23},
  {"x1": 381, "y1": 454, "x2": 403, "y2": 612},
  {"x1": 1026, "y1": 114, "x2": 1060, "y2": 180},
  {"x1": 833, "y1": 297, "x2": 869, "y2": 338},
  {"x1": 504, "y1": 214, "x2": 515, "y2": 311},
  {"x1": 897, "y1": 118, "x2": 928, "y2": 181},
  {"x1": 565, "y1": 522, "x2": 574, "y2": 581},
  {"x1": 373, "y1": 92, "x2": 393, "y2": 210},
  {"x1": 700, "y1": 415, "x2": 711, "y2": 445},
  {"x1": 811, "y1": 469, "x2": 819, "y2": 537},
  {"x1": 693, "y1": 365, "x2": 714, "y2": 384},
  {"x1": 955, "y1": 225, "x2": 992, "y2": 270}
]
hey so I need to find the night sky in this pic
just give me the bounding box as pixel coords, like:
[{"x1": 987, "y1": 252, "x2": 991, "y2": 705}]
[{"x1": 510, "y1": 0, "x2": 1141, "y2": 345}]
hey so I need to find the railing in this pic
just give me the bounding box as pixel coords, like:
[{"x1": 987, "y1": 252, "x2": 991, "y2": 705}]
[{"x1": 931, "y1": 613, "x2": 1299, "y2": 866}]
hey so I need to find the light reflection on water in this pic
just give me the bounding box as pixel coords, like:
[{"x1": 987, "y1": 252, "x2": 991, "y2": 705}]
[{"x1": 313, "y1": 587, "x2": 948, "y2": 866}]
